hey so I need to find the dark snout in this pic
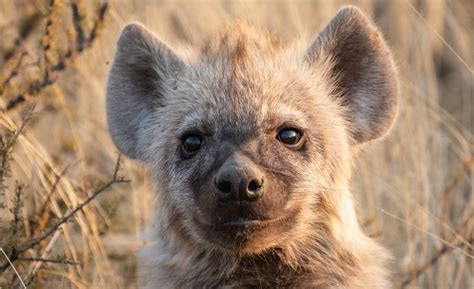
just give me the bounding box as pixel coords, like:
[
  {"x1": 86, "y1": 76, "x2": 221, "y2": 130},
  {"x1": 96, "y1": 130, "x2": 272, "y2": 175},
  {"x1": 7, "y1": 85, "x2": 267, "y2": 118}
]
[
  {"x1": 215, "y1": 153, "x2": 264, "y2": 203},
  {"x1": 193, "y1": 150, "x2": 301, "y2": 253}
]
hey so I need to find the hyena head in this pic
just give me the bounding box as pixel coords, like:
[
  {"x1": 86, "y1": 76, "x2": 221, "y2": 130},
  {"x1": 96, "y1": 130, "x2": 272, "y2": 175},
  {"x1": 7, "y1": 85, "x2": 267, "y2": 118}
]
[{"x1": 106, "y1": 7, "x2": 397, "y2": 255}]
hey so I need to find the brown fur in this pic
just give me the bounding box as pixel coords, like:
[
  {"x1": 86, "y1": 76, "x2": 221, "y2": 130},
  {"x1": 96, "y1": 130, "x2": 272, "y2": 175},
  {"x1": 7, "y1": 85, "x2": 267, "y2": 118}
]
[{"x1": 106, "y1": 6, "x2": 398, "y2": 289}]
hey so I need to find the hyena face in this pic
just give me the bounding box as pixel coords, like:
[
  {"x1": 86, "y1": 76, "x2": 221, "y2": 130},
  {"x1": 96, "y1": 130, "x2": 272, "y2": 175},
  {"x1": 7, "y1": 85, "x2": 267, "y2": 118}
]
[
  {"x1": 106, "y1": 7, "x2": 397, "y2": 254},
  {"x1": 158, "y1": 40, "x2": 347, "y2": 253}
]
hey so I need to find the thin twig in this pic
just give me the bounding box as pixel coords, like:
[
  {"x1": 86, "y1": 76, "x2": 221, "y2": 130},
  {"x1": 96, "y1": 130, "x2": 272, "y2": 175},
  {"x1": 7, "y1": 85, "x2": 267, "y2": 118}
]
[
  {"x1": 0, "y1": 155, "x2": 128, "y2": 273},
  {"x1": 401, "y1": 236, "x2": 473, "y2": 287},
  {"x1": 404, "y1": 0, "x2": 473, "y2": 74},
  {"x1": 23, "y1": 226, "x2": 63, "y2": 287},
  {"x1": 37, "y1": 164, "x2": 72, "y2": 217},
  {"x1": 0, "y1": 52, "x2": 27, "y2": 96},
  {"x1": 441, "y1": 156, "x2": 474, "y2": 202},
  {"x1": 1, "y1": 12, "x2": 41, "y2": 62},
  {"x1": 17, "y1": 156, "x2": 127, "y2": 254},
  {"x1": 3, "y1": 1, "x2": 109, "y2": 111},
  {"x1": 71, "y1": 1, "x2": 86, "y2": 52},
  {"x1": 0, "y1": 248, "x2": 26, "y2": 288},
  {"x1": 400, "y1": 215, "x2": 473, "y2": 287},
  {"x1": 88, "y1": 1, "x2": 109, "y2": 45},
  {"x1": 17, "y1": 257, "x2": 80, "y2": 265}
]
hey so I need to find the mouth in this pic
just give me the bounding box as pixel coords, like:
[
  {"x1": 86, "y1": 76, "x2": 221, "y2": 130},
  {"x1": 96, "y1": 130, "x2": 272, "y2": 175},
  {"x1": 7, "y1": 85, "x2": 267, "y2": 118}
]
[
  {"x1": 193, "y1": 207, "x2": 301, "y2": 253},
  {"x1": 194, "y1": 211, "x2": 295, "y2": 230},
  {"x1": 223, "y1": 218, "x2": 265, "y2": 226},
  {"x1": 218, "y1": 216, "x2": 289, "y2": 229}
]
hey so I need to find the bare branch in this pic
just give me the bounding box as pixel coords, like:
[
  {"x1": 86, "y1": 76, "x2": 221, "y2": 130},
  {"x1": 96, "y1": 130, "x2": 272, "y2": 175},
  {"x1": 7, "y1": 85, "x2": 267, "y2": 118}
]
[
  {"x1": 17, "y1": 257, "x2": 80, "y2": 266},
  {"x1": 1, "y1": 12, "x2": 41, "y2": 62},
  {"x1": 3, "y1": 1, "x2": 109, "y2": 112},
  {"x1": 88, "y1": 1, "x2": 109, "y2": 44},
  {"x1": 37, "y1": 164, "x2": 72, "y2": 217},
  {"x1": 0, "y1": 52, "x2": 27, "y2": 96},
  {"x1": 71, "y1": 1, "x2": 86, "y2": 52},
  {"x1": 400, "y1": 215, "x2": 473, "y2": 287},
  {"x1": 0, "y1": 155, "x2": 128, "y2": 273},
  {"x1": 17, "y1": 156, "x2": 127, "y2": 254}
]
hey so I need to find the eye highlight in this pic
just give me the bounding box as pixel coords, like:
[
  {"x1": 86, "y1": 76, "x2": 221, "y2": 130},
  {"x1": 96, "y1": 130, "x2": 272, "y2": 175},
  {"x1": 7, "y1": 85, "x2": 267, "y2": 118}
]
[
  {"x1": 181, "y1": 134, "x2": 203, "y2": 157},
  {"x1": 276, "y1": 128, "x2": 303, "y2": 146}
]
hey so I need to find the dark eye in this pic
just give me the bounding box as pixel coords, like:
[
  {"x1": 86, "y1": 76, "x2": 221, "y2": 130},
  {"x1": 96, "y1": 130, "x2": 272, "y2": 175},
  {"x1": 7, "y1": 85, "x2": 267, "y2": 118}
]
[
  {"x1": 277, "y1": 128, "x2": 302, "y2": 146},
  {"x1": 182, "y1": 134, "x2": 203, "y2": 156}
]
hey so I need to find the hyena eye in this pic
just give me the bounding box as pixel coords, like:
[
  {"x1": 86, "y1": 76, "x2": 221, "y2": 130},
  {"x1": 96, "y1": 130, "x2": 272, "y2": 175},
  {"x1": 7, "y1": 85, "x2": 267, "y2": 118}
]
[
  {"x1": 277, "y1": 128, "x2": 302, "y2": 146},
  {"x1": 182, "y1": 134, "x2": 203, "y2": 157}
]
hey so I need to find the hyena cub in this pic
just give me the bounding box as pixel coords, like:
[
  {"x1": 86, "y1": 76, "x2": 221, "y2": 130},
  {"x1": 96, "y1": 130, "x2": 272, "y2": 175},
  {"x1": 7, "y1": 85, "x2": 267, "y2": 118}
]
[{"x1": 106, "y1": 6, "x2": 398, "y2": 289}]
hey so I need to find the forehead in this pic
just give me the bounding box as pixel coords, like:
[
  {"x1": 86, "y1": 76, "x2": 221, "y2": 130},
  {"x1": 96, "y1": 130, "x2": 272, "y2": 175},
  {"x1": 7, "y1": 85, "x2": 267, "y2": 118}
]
[
  {"x1": 174, "y1": 57, "x2": 311, "y2": 136},
  {"x1": 166, "y1": 25, "x2": 319, "y2": 137}
]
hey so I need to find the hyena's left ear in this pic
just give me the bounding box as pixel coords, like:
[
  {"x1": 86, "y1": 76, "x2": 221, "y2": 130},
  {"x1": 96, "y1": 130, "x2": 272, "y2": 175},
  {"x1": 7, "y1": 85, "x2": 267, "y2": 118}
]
[
  {"x1": 107, "y1": 23, "x2": 185, "y2": 160},
  {"x1": 305, "y1": 6, "x2": 398, "y2": 144}
]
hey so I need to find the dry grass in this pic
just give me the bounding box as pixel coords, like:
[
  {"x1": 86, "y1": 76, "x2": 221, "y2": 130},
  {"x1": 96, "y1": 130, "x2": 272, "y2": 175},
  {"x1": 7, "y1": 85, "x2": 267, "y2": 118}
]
[{"x1": 0, "y1": 0, "x2": 472, "y2": 288}]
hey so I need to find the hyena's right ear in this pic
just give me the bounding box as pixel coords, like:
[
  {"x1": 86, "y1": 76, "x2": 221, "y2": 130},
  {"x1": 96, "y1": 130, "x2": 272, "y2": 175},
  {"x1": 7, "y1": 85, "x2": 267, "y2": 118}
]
[{"x1": 107, "y1": 23, "x2": 185, "y2": 160}]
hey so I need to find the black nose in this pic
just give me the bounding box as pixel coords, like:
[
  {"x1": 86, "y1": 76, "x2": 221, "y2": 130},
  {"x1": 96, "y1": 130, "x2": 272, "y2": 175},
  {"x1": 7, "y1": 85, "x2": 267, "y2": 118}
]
[{"x1": 215, "y1": 164, "x2": 264, "y2": 203}]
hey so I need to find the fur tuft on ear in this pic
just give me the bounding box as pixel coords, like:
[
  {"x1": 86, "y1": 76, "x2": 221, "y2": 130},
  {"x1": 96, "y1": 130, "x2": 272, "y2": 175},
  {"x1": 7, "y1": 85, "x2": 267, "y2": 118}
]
[
  {"x1": 106, "y1": 23, "x2": 185, "y2": 160},
  {"x1": 306, "y1": 6, "x2": 398, "y2": 144}
]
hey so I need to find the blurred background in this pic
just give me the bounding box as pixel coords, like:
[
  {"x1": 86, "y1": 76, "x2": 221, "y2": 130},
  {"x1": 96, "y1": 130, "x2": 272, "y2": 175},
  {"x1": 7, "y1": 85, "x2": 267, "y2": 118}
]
[{"x1": 0, "y1": 0, "x2": 472, "y2": 288}]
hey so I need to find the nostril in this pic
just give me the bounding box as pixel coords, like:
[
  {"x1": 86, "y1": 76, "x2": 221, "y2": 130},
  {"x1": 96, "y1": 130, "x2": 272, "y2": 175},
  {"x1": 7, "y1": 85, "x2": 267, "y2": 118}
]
[
  {"x1": 217, "y1": 180, "x2": 232, "y2": 194},
  {"x1": 215, "y1": 164, "x2": 264, "y2": 202},
  {"x1": 248, "y1": 179, "x2": 263, "y2": 192}
]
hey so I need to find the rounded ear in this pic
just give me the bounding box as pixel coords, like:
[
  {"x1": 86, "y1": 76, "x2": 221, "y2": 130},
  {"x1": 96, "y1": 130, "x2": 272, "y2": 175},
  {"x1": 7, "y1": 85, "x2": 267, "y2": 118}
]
[
  {"x1": 106, "y1": 23, "x2": 185, "y2": 160},
  {"x1": 305, "y1": 6, "x2": 398, "y2": 144}
]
